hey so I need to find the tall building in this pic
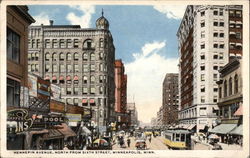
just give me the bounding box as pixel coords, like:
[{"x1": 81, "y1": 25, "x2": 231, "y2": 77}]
[
  {"x1": 114, "y1": 59, "x2": 128, "y2": 128},
  {"x1": 28, "y1": 12, "x2": 116, "y2": 126},
  {"x1": 127, "y1": 103, "x2": 138, "y2": 128},
  {"x1": 162, "y1": 73, "x2": 179, "y2": 125},
  {"x1": 177, "y1": 5, "x2": 243, "y2": 132},
  {"x1": 7, "y1": 5, "x2": 35, "y2": 149}
]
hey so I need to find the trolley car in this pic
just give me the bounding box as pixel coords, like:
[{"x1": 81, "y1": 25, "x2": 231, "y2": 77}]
[{"x1": 163, "y1": 129, "x2": 192, "y2": 150}]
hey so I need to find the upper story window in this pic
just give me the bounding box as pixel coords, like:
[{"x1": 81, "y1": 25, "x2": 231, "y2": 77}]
[
  {"x1": 59, "y1": 39, "x2": 66, "y2": 48},
  {"x1": 201, "y1": 44, "x2": 205, "y2": 49},
  {"x1": 201, "y1": 22, "x2": 205, "y2": 27},
  {"x1": 45, "y1": 53, "x2": 50, "y2": 61},
  {"x1": 100, "y1": 38, "x2": 104, "y2": 48},
  {"x1": 60, "y1": 52, "x2": 64, "y2": 61},
  {"x1": 74, "y1": 52, "x2": 79, "y2": 60},
  {"x1": 213, "y1": 10, "x2": 218, "y2": 15},
  {"x1": 7, "y1": 28, "x2": 20, "y2": 63},
  {"x1": 90, "y1": 53, "x2": 95, "y2": 61},
  {"x1": 234, "y1": 74, "x2": 238, "y2": 94},
  {"x1": 224, "y1": 80, "x2": 227, "y2": 97},
  {"x1": 73, "y1": 39, "x2": 79, "y2": 48},
  {"x1": 213, "y1": 21, "x2": 218, "y2": 26},
  {"x1": 7, "y1": 78, "x2": 20, "y2": 107},
  {"x1": 83, "y1": 53, "x2": 88, "y2": 61},
  {"x1": 229, "y1": 77, "x2": 233, "y2": 95},
  {"x1": 52, "y1": 39, "x2": 58, "y2": 48},
  {"x1": 67, "y1": 53, "x2": 71, "y2": 61},
  {"x1": 83, "y1": 39, "x2": 93, "y2": 49},
  {"x1": 52, "y1": 53, "x2": 57, "y2": 61},
  {"x1": 235, "y1": 10, "x2": 242, "y2": 18},
  {"x1": 45, "y1": 39, "x2": 50, "y2": 48},
  {"x1": 219, "y1": 33, "x2": 224, "y2": 38},
  {"x1": 67, "y1": 39, "x2": 72, "y2": 48},
  {"x1": 219, "y1": 22, "x2": 224, "y2": 27},
  {"x1": 201, "y1": 11, "x2": 205, "y2": 16}
]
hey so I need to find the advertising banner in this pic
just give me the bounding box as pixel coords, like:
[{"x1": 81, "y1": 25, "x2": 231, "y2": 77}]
[
  {"x1": 65, "y1": 113, "x2": 81, "y2": 122},
  {"x1": 28, "y1": 74, "x2": 37, "y2": 97},
  {"x1": 51, "y1": 84, "x2": 61, "y2": 101}
]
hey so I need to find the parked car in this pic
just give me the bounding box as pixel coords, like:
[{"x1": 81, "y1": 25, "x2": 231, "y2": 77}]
[{"x1": 135, "y1": 139, "x2": 147, "y2": 150}]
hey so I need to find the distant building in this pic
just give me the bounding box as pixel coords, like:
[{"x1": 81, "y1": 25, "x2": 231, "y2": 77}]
[
  {"x1": 150, "y1": 117, "x2": 157, "y2": 126},
  {"x1": 162, "y1": 73, "x2": 179, "y2": 125},
  {"x1": 177, "y1": 5, "x2": 243, "y2": 133},
  {"x1": 28, "y1": 12, "x2": 116, "y2": 126},
  {"x1": 156, "y1": 106, "x2": 163, "y2": 126},
  {"x1": 114, "y1": 59, "x2": 128, "y2": 128},
  {"x1": 127, "y1": 103, "x2": 138, "y2": 128},
  {"x1": 209, "y1": 58, "x2": 243, "y2": 142}
]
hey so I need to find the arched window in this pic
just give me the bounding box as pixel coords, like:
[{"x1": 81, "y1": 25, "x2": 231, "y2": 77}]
[
  {"x1": 229, "y1": 77, "x2": 232, "y2": 95},
  {"x1": 90, "y1": 53, "x2": 95, "y2": 61},
  {"x1": 224, "y1": 80, "x2": 227, "y2": 97},
  {"x1": 83, "y1": 76, "x2": 88, "y2": 84},
  {"x1": 83, "y1": 39, "x2": 93, "y2": 49},
  {"x1": 67, "y1": 53, "x2": 71, "y2": 61},
  {"x1": 52, "y1": 53, "x2": 57, "y2": 61},
  {"x1": 74, "y1": 52, "x2": 79, "y2": 60},
  {"x1": 45, "y1": 52, "x2": 50, "y2": 61},
  {"x1": 99, "y1": 63, "x2": 103, "y2": 71},
  {"x1": 234, "y1": 74, "x2": 238, "y2": 94},
  {"x1": 99, "y1": 38, "x2": 104, "y2": 48},
  {"x1": 35, "y1": 52, "x2": 39, "y2": 60},
  {"x1": 90, "y1": 76, "x2": 95, "y2": 83},
  {"x1": 60, "y1": 52, "x2": 64, "y2": 60},
  {"x1": 31, "y1": 64, "x2": 35, "y2": 72},
  {"x1": 83, "y1": 53, "x2": 88, "y2": 60},
  {"x1": 99, "y1": 86, "x2": 103, "y2": 94}
]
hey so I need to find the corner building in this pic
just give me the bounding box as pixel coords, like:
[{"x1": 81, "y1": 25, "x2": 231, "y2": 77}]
[
  {"x1": 177, "y1": 5, "x2": 242, "y2": 133},
  {"x1": 28, "y1": 14, "x2": 115, "y2": 126}
]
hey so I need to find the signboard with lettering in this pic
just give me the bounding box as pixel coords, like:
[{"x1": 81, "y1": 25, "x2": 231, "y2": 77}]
[
  {"x1": 50, "y1": 100, "x2": 65, "y2": 113},
  {"x1": 65, "y1": 113, "x2": 81, "y2": 122},
  {"x1": 37, "y1": 77, "x2": 50, "y2": 100},
  {"x1": 66, "y1": 104, "x2": 84, "y2": 114},
  {"x1": 51, "y1": 84, "x2": 61, "y2": 102},
  {"x1": 83, "y1": 108, "x2": 91, "y2": 119},
  {"x1": 20, "y1": 86, "x2": 29, "y2": 108},
  {"x1": 28, "y1": 74, "x2": 37, "y2": 97}
]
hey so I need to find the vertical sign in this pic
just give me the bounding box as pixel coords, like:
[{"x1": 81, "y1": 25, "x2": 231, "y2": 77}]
[
  {"x1": 28, "y1": 74, "x2": 37, "y2": 97},
  {"x1": 51, "y1": 84, "x2": 61, "y2": 101}
]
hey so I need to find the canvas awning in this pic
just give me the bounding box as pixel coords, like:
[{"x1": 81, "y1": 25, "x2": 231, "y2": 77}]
[
  {"x1": 66, "y1": 76, "x2": 71, "y2": 80},
  {"x1": 43, "y1": 129, "x2": 64, "y2": 140},
  {"x1": 89, "y1": 99, "x2": 95, "y2": 104},
  {"x1": 81, "y1": 126, "x2": 91, "y2": 135},
  {"x1": 30, "y1": 129, "x2": 49, "y2": 135},
  {"x1": 229, "y1": 125, "x2": 242, "y2": 135},
  {"x1": 187, "y1": 124, "x2": 196, "y2": 130},
  {"x1": 55, "y1": 123, "x2": 76, "y2": 138},
  {"x1": 234, "y1": 105, "x2": 243, "y2": 116},
  {"x1": 209, "y1": 124, "x2": 237, "y2": 134},
  {"x1": 59, "y1": 76, "x2": 64, "y2": 80},
  {"x1": 82, "y1": 99, "x2": 88, "y2": 103},
  {"x1": 73, "y1": 76, "x2": 79, "y2": 80},
  {"x1": 52, "y1": 76, "x2": 57, "y2": 80},
  {"x1": 44, "y1": 76, "x2": 50, "y2": 80}
]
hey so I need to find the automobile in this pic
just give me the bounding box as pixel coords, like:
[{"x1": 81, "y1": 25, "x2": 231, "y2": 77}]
[
  {"x1": 144, "y1": 131, "x2": 153, "y2": 136},
  {"x1": 135, "y1": 139, "x2": 147, "y2": 150}
]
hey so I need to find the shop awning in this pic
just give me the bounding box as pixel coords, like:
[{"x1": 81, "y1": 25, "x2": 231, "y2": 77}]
[
  {"x1": 188, "y1": 124, "x2": 196, "y2": 130},
  {"x1": 209, "y1": 124, "x2": 237, "y2": 134},
  {"x1": 197, "y1": 124, "x2": 206, "y2": 130},
  {"x1": 30, "y1": 129, "x2": 49, "y2": 135},
  {"x1": 213, "y1": 106, "x2": 219, "y2": 110},
  {"x1": 73, "y1": 76, "x2": 79, "y2": 80},
  {"x1": 229, "y1": 125, "x2": 242, "y2": 135},
  {"x1": 82, "y1": 99, "x2": 88, "y2": 103},
  {"x1": 56, "y1": 123, "x2": 76, "y2": 138},
  {"x1": 52, "y1": 76, "x2": 57, "y2": 80},
  {"x1": 234, "y1": 105, "x2": 243, "y2": 116},
  {"x1": 44, "y1": 76, "x2": 50, "y2": 80},
  {"x1": 182, "y1": 124, "x2": 189, "y2": 129},
  {"x1": 43, "y1": 129, "x2": 64, "y2": 140},
  {"x1": 66, "y1": 76, "x2": 71, "y2": 80},
  {"x1": 89, "y1": 99, "x2": 95, "y2": 104},
  {"x1": 59, "y1": 76, "x2": 64, "y2": 80}
]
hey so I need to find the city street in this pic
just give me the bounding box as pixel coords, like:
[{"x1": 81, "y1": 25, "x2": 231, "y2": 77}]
[{"x1": 112, "y1": 136, "x2": 169, "y2": 150}]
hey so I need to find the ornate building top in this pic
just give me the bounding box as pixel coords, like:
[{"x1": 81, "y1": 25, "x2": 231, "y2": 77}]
[{"x1": 96, "y1": 9, "x2": 109, "y2": 30}]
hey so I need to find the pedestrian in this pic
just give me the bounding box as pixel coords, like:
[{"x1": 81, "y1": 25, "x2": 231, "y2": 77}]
[
  {"x1": 127, "y1": 138, "x2": 131, "y2": 147},
  {"x1": 48, "y1": 143, "x2": 53, "y2": 150}
]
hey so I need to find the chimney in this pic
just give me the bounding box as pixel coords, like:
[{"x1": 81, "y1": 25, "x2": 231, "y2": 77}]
[{"x1": 49, "y1": 20, "x2": 54, "y2": 26}]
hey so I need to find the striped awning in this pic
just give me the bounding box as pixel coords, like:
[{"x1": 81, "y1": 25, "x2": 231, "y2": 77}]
[
  {"x1": 52, "y1": 76, "x2": 57, "y2": 80},
  {"x1": 82, "y1": 99, "x2": 88, "y2": 103},
  {"x1": 66, "y1": 76, "x2": 71, "y2": 80},
  {"x1": 59, "y1": 76, "x2": 64, "y2": 80},
  {"x1": 229, "y1": 125, "x2": 242, "y2": 135},
  {"x1": 89, "y1": 99, "x2": 95, "y2": 104},
  {"x1": 209, "y1": 124, "x2": 237, "y2": 134}
]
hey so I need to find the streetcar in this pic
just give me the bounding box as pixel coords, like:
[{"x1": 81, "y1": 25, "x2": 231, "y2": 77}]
[{"x1": 163, "y1": 129, "x2": 192, "y2": 150}]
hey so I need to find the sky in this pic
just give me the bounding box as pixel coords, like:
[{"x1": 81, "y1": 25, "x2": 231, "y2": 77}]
[{"x1": 28, "y1": 5, "x2": 186, "y2": 124}]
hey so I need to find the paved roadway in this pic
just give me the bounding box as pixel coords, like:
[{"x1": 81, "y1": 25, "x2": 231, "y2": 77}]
[{"x1": 112, "y1": 136, "x2": 169, "y2": 150}]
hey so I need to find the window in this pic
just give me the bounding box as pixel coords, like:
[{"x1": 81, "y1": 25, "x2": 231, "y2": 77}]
[
  {"x1": 100, "y1": 38, "x2": 104, "y2": 48},
  {"x1": 66, "y1": 98, "x2": 72, "y2": 105},
  {"x1": 90, "y1": 87, "x2": 95, "y2": 94},
  {"x1": 219, "y1": 44, "x2": 224, "y2": 49},
  {"x1": 201, "y1": 55, "x2": 205, "y2": 60},
  {"x1": 7, "y1": 78, "x2": 20, "y2": 107},
  {"x1": 83, "y1": 53, "x2": 88, "y2": 60},
  {"x1": 200, "y1": 66, "x2": 205, "y2": 71},
  {"x1": 219, "y1": 33, "x2": 224, "y2": 37},
  {"x1": 83, "y1": 64, "x2": 88, "y2": 72},
  {"x1": 99, "y1": 63, "x2": 104, "y2": 71},
  {"x1": 201, "y1": 44, "x2": 205, "y2": 49},
  {"x1": 235, "y1": 10, "x2": 242, "y2": 17},
  {"x1": 35, "y1": 53, "x2": 39, "y2": 60},
  {"x1": 83, "y1": 39, "x2": 92, "y2": 49},
  {"x1": 74, "y1": 52, "x2": 79, "y2": 60},
  {"x1": 99, "y1": 86, "x2": 103, "y2": 94},
  {"x1": 219, "y1": 53, "x2": 223, "y2": 59},
  {"x1": 31, "y1": 64, "x2": 35, "y2": 72},
  {"x1": 73, "y1": 98, "x2": 78, "y2": 106},
  {"x1": 52, "y1": 53, "x2": 57, "y2": 61},
  {"x1": 201, "y1": 11, "x2": 205, "y2": 16},
  {"x1": 28, "y1": 64, "x2": 31, "y2": 72},
  {"x1": 219, "y1": 11, "x2": 223, "y2": 16},
  {"x1": 99, "y1": 52, "x2": 104, "y2": 60},
  {"x1": 59, "y1": 39, "x2": 66, "y2": 48},
  {"x1": 90, "y1": 53, "x2": 95, "y2": 61},
  {"x1": 213, "y1": 66, "x2": 218, "y2": 70},
  {"x1": 83, "y1": 76, "x2": 87, "y2": 84},
  {"x1": 67, "y1": 53, "x2": 71, "y2": 61},
  {"x1": 213, "y1": 96, "x2": 218, "y2": 103},
  {"x1": 52, "y1": 39, "x2": 58, "y2": 48},
  {"x1": 45, "y1": 65, "x2": 50, "y2": 72},
  {"x1": 60, "y1": 53, "x2": 64, "y2": 61},
  {"x1": 213, "y1": 32, "x2": 218, "y2": 37},
  {"x1": 219, "y1": 22, "x2": 224, "y2": 27},
  {"x1": 213, "y1": 10, "x2": 218, "y2": 15},
  {"x1": 229, "y1": 77, "x2": 232, "y2": 95},
  {"x1": 67, "y1": 39, "x2": 72, "y2": 48},
  {"x1": 60, "y1": 65, "x2": 65, "y2": 72},
  {"x1": 213, "y1": 74, "x2": 218, "y2": 81},
  {"x1": 66, "y1": 87, "x2": 72, "y2": 95},
  {"x1": 73, "y1": 39, "x2": 79, "y2": 48},
  {"x1": 201, "y1": 85, "x2": 205, "y2": 92},
  {"x1": 234, "y1": 74, "x2": 238, "y2": 94},
  {"x1": 214, "y1": 87, "x2": 218, "y2": 92},
  {"x1": 53, "y1": 64, "x2": 57, "y2": 72},
  {"x1": 219, "y1": 87, "x2": 222, "y2": 98},
  {"x1": 7, "y1": 28, "x2": 20, "y2": 63},
  {"x1": 213, "y1": 54, "x2": 218, "y2": 59},
  {"x1": 213, "y1": 21, "x2": 218, "y2": 26},
  {"x1": 201, "y1": 22, "x2": 205, "y2": 27},
  {"x1": 74, "y1": 64, "x2": 79, "y2": 72},
  {"x1": 99, "y1": 75, "x2": 103, "y2": 83},
  {"x1": 201, "y1": 32, "x2": 205, "y2": 38},
  {"x1": 45, "y1": 39, "x2": 50, "y2": 48},
  {"x1": 213, "y1": 44, "x2": 218, "y2": 48},
  {"x1": 224, "y1": 80, "x2": 227, "y2": 97},
  {"x1": 67, "y1": 64, "x2": 72, "y2": 72},
  {"x1": 90, "y1": 64, "x2": 95, "y2": 72},
  {"x1": 83, "y1": 87, "x2": 88, "y2": 94},
  {"x1": 200, "y1": 107, "x2": 206, "y2": 115},
  {"x1": 73, "y1": 87, "x2": 78, "y2": 95},
  {"x1": 236, "y1": 32, "x2": 241, "y2": 39},
  {"x1": 31, "y1": 39, "x2": 35, "y2": 48},
  {"x1": 90, "y1": 76, "x2": 95, "y2": 83},
  {"x1": 201, "y1": 74, "x2": 205, "y2": 81}
]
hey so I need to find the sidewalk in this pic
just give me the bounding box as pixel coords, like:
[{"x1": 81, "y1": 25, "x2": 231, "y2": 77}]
[{"x1": 217, "y1": 142, "x2": 243, "y2": 150}]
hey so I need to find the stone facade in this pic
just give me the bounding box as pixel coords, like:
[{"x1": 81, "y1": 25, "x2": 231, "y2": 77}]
[{"x1": 28, "y1": 14, "x2": 115, "y2": 126}]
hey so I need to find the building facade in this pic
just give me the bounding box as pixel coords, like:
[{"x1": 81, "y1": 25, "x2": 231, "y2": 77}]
[
  {"x1": 162, "y1": 73, "x2": 179, "y2": 125},
  {"x1": 114, "y1": 59, "x2": 128, "y2": 128},
  {"x1": 177, "y1": 5, "x2": 242, "y2": 132},
  {"x1": 127, "y1": 103, "x2": 138, "y2": 128},
  {"x1": 28, "y1": 13, "x2": 116, "y2": 126}
]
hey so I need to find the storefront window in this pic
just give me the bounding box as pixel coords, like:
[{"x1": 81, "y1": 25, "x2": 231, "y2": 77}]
[{"x1": 7, "y1": 78, "x2": 20, "y2": 107}]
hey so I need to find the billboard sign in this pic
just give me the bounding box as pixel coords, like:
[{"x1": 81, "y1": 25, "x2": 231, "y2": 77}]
[
  {"x1": 51, "y1": 84, "x2": 61, "y2": 101},
  {"x1": 28, "y1": 74, "x2": 37, "y2": 97}
]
